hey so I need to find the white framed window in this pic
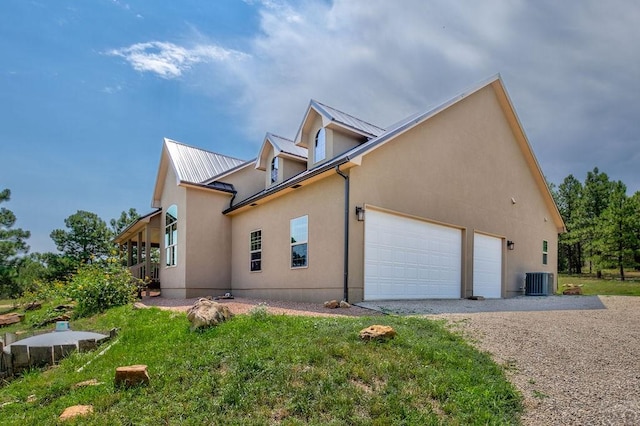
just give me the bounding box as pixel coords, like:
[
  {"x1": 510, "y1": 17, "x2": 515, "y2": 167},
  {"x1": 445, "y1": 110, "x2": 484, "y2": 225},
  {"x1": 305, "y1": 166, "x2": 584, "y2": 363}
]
[
  {"x1": 314, "y1": 128, "x2": 326, "y2": 162},
  {"x1": 165, "y1": 204, "x2": 178, "y2": 267},
  {"x1": 542, "y1": 240, "x2": 548, "y2": 265},
  {"x1": 290, "y1": 215, "x2": 308, "y2": 268},
  {"x1": 250, "y1": 230, "x2": 262, "y2": 272},
  {"x1": 270, "y1": 156, "x2": 279, "y2": 184}
]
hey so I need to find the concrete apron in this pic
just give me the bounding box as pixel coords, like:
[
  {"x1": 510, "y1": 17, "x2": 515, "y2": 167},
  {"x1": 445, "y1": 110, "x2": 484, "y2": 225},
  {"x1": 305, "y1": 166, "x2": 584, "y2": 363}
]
[{"x1": 355, "y1": 295, "x2": 606, "y2": 315}]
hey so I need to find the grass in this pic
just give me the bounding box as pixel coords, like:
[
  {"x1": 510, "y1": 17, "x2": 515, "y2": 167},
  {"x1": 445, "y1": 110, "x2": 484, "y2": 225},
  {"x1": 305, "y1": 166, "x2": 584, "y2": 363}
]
[
  {"x1": 1, "y1": 305, "x2": 522, "y2": 425},
  {"x1": 558, "y1": 271, "x2": 640, "y2": 296}
]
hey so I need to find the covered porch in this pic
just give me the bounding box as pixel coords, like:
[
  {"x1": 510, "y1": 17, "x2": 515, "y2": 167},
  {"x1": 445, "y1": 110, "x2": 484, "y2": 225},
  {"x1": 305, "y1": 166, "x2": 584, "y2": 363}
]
[{"x1": 114, "y1": 209, "x2": 162, "y2": 289}]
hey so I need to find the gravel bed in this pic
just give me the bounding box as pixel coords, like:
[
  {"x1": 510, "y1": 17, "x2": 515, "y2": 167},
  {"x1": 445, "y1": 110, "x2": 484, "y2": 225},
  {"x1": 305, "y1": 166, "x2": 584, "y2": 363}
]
[{"x1": 426, "y1": 296, "x2": 640, "y2": 425}]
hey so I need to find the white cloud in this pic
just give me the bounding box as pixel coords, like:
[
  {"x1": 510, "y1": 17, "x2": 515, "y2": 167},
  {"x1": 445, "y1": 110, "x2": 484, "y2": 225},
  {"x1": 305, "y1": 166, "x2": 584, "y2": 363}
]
[
  {"x1": 102, "y1": 84, "x2": 122, "y2": 94},
  {"x1": 224, "y1": 0, "x2": 640, "y2": 191},
  {"x1": 107, "y1": 41, "x2": 248, "y2": 79},
  {"x1": 106, "y1": 0, "x2": 640, "y2": 190}
]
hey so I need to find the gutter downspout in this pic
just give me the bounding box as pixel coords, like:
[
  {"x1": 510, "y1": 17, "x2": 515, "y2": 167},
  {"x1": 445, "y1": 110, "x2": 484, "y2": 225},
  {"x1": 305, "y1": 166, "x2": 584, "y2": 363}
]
[
  {"x1": 335, "y1": 165, "x2": 349, "y2": 302},
  {"x1": 228, "y1": 190, "x2": 237, "y2": 210}
]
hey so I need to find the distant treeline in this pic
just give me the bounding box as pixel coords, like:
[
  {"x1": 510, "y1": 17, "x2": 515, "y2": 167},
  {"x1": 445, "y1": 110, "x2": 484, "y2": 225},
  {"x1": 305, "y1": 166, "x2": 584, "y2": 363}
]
[{"x1": 550, "y1": 167, "x2": 640, "y2": 279}]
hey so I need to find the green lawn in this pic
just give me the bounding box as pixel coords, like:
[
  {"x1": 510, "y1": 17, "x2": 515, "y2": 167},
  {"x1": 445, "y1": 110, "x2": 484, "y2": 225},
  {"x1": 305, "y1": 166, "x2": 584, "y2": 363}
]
[
  {"x1": 1, "y1": 305, "x2": 522, "y2": 425},
  {"x1": 558, "y1": 272, "x2": 640, "y2": 296}
]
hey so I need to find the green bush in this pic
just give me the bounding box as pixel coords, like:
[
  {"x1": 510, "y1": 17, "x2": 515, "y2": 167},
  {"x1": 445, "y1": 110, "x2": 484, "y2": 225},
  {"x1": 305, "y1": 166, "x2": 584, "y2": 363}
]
[{"x1": 66, "y1": 259, "x2": 137, "y2": 318}]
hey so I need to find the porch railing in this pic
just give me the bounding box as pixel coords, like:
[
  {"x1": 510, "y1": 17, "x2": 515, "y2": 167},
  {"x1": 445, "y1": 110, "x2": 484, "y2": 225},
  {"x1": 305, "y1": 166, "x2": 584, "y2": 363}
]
[{"x1": 130, "y1": 263, "x2": 160, "y2": 283}]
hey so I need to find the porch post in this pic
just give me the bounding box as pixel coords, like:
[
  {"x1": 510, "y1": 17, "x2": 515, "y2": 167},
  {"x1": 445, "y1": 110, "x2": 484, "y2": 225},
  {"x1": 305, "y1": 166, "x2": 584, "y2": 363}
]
[
  {"x1": 137, "y1": 231, "x2": 142, "y2": 266},
  {"x1": 127, "y1": 239, "x2": 133, "y2": 267},
  {"x1": 144, "y1": 224, "x2": 151, "y2": 283}
]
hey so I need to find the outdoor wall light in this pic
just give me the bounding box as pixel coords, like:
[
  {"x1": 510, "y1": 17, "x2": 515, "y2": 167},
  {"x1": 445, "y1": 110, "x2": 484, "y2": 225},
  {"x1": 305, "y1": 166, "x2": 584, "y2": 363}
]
[
  {"x1": 507, "y1": 240, "x2": 515, "y2": 250},
  {"x1": 355, "y1": 206, "x2": 365, "y2": 221}
]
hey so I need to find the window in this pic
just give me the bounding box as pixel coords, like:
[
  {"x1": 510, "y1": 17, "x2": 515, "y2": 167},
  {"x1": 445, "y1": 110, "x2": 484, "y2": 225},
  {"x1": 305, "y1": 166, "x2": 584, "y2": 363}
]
[
  {"x1": 250, "y1": 230, "x2": 262, "y2": 272},
  {"x1": 314, "y1": 128, "x2": 326, "y2": 162},
  {"x1": 165, "y1": 204, "x2": 178, "y2": 266},
  {"x1": 542, "y1": 240, "x2": 548, "y2": 265},
  {"x1": 290, "y1": 215, "x2": 308, "y2": 268},
  {"x1": 270, "y1": 156, "x2": 279, "y2": 184}
]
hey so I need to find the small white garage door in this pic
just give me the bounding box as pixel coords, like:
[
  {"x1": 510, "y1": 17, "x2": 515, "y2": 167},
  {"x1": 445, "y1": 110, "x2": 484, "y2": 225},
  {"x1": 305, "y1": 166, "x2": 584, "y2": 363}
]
[
  {"x1": 473, "y1": 233, "x2": 502, "y2": 298},
  {"x1": 364, "y1": 209, "x2": 462, "y2": 300}
]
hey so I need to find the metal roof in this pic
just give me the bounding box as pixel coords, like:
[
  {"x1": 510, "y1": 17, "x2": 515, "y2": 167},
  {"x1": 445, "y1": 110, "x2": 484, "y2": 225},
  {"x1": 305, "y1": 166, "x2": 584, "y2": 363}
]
[
  {"x1": 268, "y1": 133, "x2": 308, "y2": 159},
  {"x1": 165, "y1": 138, "x2": 247, "y2": 184},
  {"x1": 312, "y1": 100, "x2": 386, "y2": 137}
]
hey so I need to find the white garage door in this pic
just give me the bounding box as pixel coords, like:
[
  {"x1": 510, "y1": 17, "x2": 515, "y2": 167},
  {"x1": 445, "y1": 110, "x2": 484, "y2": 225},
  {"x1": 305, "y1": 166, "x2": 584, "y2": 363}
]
[
  {"x1": 364, "y1": 209, "x2": 462, "y2": 300},
  {"x1": 473, "y1": 233, "x2": 502, "y2": 298}
]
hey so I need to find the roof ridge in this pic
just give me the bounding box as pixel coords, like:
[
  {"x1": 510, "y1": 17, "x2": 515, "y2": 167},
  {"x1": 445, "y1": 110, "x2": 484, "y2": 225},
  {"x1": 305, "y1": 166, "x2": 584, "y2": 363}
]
[
  {"x1": 312, "y1": 99, "x2": 386, "y2": 132},
  {"x1": 266, "y1": 132, "x2": 295, "y2": 142}
]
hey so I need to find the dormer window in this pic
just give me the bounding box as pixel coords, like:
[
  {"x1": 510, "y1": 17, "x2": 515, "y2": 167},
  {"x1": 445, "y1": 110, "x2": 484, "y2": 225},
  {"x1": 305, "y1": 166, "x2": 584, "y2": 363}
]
[
  {"x1": 314, "y1": 128, "x2": 326, "y2": 162},
  {"x1": 270, "y1": 156, "x2": 279, "y2": 184}
]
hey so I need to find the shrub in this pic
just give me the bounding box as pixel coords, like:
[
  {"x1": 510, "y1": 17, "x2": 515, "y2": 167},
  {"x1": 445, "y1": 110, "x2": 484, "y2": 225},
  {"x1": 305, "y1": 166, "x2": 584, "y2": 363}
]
[{"x1": 66, "y1": 259, "x2": 138, "y2": 318}]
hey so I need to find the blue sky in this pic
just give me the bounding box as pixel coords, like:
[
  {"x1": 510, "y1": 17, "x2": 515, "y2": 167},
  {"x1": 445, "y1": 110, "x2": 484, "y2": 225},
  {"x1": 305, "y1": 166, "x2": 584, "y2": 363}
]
[{"x1": 2, "y1": 0, "x2": 639, "y2": 254}]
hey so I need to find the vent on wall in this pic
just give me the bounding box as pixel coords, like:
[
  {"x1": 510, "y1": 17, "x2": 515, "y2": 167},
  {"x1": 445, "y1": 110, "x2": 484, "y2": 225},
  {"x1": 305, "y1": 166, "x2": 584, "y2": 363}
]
[{"x1": 525, "y1": 272, "x2": 553, "y2": 296}]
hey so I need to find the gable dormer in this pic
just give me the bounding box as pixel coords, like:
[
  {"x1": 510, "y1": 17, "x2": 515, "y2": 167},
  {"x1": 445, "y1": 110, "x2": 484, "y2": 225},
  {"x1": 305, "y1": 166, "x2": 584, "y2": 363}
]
[
  {"x1": 255, "y1": 133, "x2": 308, "y2": 188},
  {"x1": 294, "y1": 100, "x2": 386, "y2": 169}
]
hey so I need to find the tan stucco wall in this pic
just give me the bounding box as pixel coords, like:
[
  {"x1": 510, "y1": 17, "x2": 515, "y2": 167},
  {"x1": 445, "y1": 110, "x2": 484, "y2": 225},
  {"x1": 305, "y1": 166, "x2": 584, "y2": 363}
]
[
  {"x1": 223, "y1": 163, "x2": 265, "y2": 203},
  {"x1": 305, "y1": 114, "x2": 324, "y2": 167},
  {"x1": 230, "y1": 175, "x2": 346, "y2": 302},
  {"x1": 159, "y1": 165, "x2": 187, "y2": 298},
  {"x1": 348, "y1": 84, "x2": 558, "y2": 300},
  {"x1": 332, "y1": 129, "x2": 361, "y2": 157},
  {"x1": 183, "y1": 187, "x2": 233, "y2": 298},
  {"x1": 282, "y1": 157, "x2": 306, "y2": 182}
]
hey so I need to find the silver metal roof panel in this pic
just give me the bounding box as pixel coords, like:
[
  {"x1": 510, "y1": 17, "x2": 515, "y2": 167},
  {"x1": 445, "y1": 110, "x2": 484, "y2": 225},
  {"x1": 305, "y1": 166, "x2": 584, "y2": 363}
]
[
  {"x1": 268, "y1": 133, "x2": 308, "y2": 158},
  {"x1": 312, "y1": 100, "x2": 386, "y2": 137},
  {"x1": 165, "y1": 139, "x2": 246, "y2": 184}
]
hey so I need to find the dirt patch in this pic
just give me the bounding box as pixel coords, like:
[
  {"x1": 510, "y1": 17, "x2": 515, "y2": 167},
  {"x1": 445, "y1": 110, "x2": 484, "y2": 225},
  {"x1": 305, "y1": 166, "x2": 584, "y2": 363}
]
[{"x1": 141, "y1": 296, "x2": 381, "y2": 318}]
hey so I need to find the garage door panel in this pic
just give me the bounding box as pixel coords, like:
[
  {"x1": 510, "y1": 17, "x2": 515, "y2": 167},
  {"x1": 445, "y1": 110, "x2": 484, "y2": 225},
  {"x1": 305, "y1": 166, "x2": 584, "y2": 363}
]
[
  {"x1": 473, "y1": 233, "x2": 502, "y2": 298},
  {"x1": 364, "y1": 209, "x2": 462, "y2": 300}
]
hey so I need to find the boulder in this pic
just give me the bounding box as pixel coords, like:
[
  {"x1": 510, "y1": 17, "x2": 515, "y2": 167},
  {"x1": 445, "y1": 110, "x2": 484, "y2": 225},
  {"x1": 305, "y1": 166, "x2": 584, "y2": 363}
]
[
  {"x1": 186, "y1": 298, "x2": 233, "y2": 331},
  {"x1": 0, "y1": 313, "x2": 23, "y2": 327},
  {"x1": 339, "y1": 300, "x2": 351, "y2": 308},
  {"x1": 563, "y1": 285, "x2": 583, "y2": 295},
  {"x1": 359, "y1": 325, "x2": 396, "y2": 341},
  {"x1": 324, "y1": 300, "x2": 339, "y2": 309},
  {"x1": 133, "y1": 302, "x2": 150, "y2": 310},
  {"x1": 115, "y1": 364, "x2": 150, "y2": 388},
  {"x1": 25, "y1": 301, "x2": 42, "y2": 311},
  {"x1": 59, "y1": 405, "x2": 93, "y2": 421}
]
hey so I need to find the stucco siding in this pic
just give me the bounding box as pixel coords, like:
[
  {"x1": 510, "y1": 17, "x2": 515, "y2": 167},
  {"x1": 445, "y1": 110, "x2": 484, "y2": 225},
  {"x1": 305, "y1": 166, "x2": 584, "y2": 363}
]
[
  {"x1": 184, "y1": 187, "x2": 233, "y2": 298},
  {"x1": 332, "y1": 129, "x2": 362, "y2": 157},
  {"x1": 282, "y1": 158, "x2": 306, "y2": 182},
  {"x1": 349, "y1": 85, "x2": 558, "y2": 299},
  {"x1": 223, "y1": 164, "x2": 265, "y2": 203},
  {"x1": 159, "y1": 165, "x2": 187, "y2": 298},
  {"x1": 230, "y1": 175, "x2": 345, "y2": 302}
]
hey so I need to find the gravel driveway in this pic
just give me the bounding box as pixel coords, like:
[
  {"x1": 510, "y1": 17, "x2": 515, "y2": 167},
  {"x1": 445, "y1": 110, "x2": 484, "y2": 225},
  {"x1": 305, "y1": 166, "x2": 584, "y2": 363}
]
[
  {"x1": 144, "y1": 295, "x2": 639, "y2": 424},
  {"x1": 363, "y1": 295, "x2": 639, "y2": 425}
]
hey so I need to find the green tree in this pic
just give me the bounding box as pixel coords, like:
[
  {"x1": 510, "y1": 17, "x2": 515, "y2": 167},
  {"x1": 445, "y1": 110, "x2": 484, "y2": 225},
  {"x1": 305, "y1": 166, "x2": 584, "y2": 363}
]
[
  {"x1": 555, "y1": 175, "x2": 584, "y2": 273},
  {"x1": 110, "y1": 208, "x2": 140, "y2": 235},
  {"x1": 575, "y1": 167, "x2": 614, "y2": 277},
  {"x1": 50, "y1": 210, "x2": 112, "y2": 266},
  {"x1": 0, "y1": 189, "x2": 31, "y2": 296},
  {"x1": 597, "y1": 182, "x2": 639, "y2": 280},
  {"x1": 14, "y1": 252, "x2": 48, "y2": 292},
  {"x1": 632, "y1": 191, "x2": 640, "y2": 270}
]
